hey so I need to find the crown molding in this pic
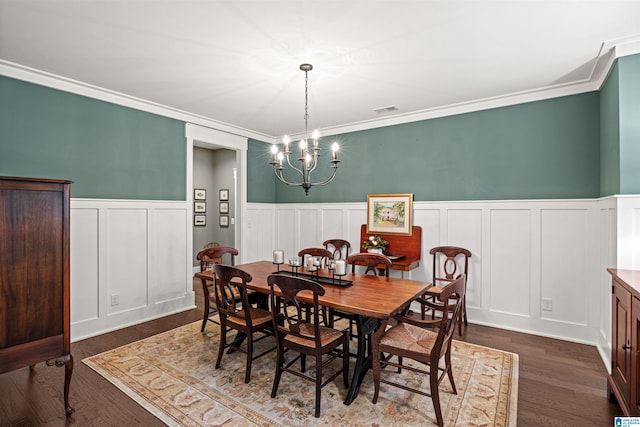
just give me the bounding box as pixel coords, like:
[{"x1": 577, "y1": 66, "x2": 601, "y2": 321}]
[
  {"x1": 3, "y1": 35, "x2": 639, "y2": 143},
  {"x1": 0, "y1": 60, "x2": 274, "y2": 143}
]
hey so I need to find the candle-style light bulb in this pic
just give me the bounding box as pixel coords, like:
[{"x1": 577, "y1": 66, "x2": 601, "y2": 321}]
[
  {"x1": 283, "y1": 135, "x2": 290, "y2": 152},
  {"x1": 299, "y1": 139, "x2": 306, "y2": 157},
  {"x1": 270, "y1": 144, "x2": 278, "y2": 162},
  {"x1": 312, "y1": 130, "x2": 319, "y2": 148},
  {"x1": 277, "y1": 151, "x2": 284, "y2": 166},
  {"x1": 332, "y1": 142, "x2": 339, "y2": 160}
]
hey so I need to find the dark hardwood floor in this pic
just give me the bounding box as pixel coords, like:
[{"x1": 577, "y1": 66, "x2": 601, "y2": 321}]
[{"x1": 0, "y1": 279, "x2": 621, "y2": 426}]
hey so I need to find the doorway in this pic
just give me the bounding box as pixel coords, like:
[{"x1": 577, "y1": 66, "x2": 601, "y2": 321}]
[{"x1": 186, "y1": 123, "x2": 247, "y2": 274}]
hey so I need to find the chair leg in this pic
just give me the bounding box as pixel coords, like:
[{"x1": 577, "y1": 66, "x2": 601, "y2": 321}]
[
  {"x1": 201, "y1": 297, "x2": 210, "y2": 332},
  {"x1": 431, "y1": 367, "x2": 444, "y2": 427},
  {"x1": 372, "y1": 345, "x2": 381, "y2": 404},
  {"x1": 245, "y1": 331, "x2": 253, "y2": 383},
  {"x1": 215, "y1": 324, "x2": 226, "y2": 369},
  {"x1": 300, "y1": 354, "x2": 306, "y2": 372},
  {"x1": 314, "y1": 354, "x2": 322, "y2": 418},
  {"x1": 445, "y1": 349, "x2": 457, "y2": 394},
  {"x1": 271, "y1": 348, "x2": 284, "y2": 398}
]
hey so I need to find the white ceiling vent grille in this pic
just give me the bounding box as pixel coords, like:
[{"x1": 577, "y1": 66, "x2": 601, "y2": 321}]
[{"x1": 373, "y1": 105, "x2": 399, "y2": 114}]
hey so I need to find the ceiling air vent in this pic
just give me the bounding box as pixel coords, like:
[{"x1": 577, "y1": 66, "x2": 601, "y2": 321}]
[{"x1": 373, "y1": 105, "x2": 399, "y2": 114}]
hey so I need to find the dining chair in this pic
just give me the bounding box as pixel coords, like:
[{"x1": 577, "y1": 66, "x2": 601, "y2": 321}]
[
  {"x1": 346, "y1": 252, "x2": 392, "y2": 276},
  {"x1": 323, "y1": 239, "x2": 351, "y2": 260},
  {"x1": 422, "y1": 246, "x2": 471, "y2": 335},
  {"x1": 267, "y1": 274, "x2": 349, "y2": 418},
  {"x1": 197, "y1": 241, "x2": 221, "y2": 272},
  {"x1": 297, "y1": 247, "x2": 334, "y2": 269},
  {"x1": 372, "y1": 274, "x2": 466, "y2": 427},
  {"x1": 197, "y1": 246, "x2": 238, "y2": 332},
  {"x1": 329, "y1": 253, "x2": 393, "y2": 338},
  {"x1": 212, "y1": 264, "x2": 275, "y2": 384}
]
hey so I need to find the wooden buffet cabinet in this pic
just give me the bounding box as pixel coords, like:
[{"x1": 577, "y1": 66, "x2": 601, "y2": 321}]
[
  {"x1": 608, "y1": 268, "x2": 640, "y2": 416},
  {"x1": 0, "y1": 176, "x2": 73, "y2": 416}
]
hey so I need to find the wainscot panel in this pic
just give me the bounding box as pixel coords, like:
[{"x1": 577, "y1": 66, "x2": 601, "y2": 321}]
[{"x1": 70, "y1": 199, "x2": 194, "y2": 341}]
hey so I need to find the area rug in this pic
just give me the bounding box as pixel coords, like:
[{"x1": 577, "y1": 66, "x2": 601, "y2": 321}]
[{"x1": 83, "y1": 321, "x2": 518, "y2": 426}]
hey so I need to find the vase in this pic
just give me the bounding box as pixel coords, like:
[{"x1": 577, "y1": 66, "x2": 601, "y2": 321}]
[{"x1": 367, "y1": 248, "x2": 383, "y2": 254}]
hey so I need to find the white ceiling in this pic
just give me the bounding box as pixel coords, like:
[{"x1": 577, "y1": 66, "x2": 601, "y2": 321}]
[{"x1": 1, "y1": 1, "x2": 640, "y2": 140}]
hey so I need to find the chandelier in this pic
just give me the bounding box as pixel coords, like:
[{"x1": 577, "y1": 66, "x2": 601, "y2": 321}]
[{"x1": 269, "y1": 64, "x2": 340, "y2": 195}]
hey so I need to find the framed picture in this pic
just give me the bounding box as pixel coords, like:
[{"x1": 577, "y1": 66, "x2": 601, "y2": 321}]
[
  {"x1": 219, "y1": 215, "x2": 229, "y2": 227},
  {"x1": 366, "y1": 193, "x2": 413, "y2": 236},
  {"x1": 194, "y1": 189, "x2": 206, "y2": 200},
  {"x1": 219, "y1": 189, "x2": 229, "y2": 201},
  {"x1": 194, "y1": 202, "x2": 206, "y2": 213},
  {"x1": 219, "y1": 201, "x2": 229, "y2": 214},
  {"x1": 194, "y1": 215, "x2": 206, "y2": 226}
]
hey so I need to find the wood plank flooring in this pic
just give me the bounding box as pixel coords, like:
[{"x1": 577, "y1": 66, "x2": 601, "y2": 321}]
[{"x1": 0, "y1": 279, "x2": 621, "y2": 426}]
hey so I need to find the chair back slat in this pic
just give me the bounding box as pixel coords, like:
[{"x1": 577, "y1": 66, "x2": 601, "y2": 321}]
[
  {"x1": 323, "y1": 239, "x2": 351, "y2": 260},
  {"x1": 298, "y1": 247, "x2": 333, "y2": 269},
  {"x1": 212, "y1": 263, "x2": 253, "y2": 327},
  {"x1": 268, "y1": 274, "x2": 325, "y2": 346},
  {"x1": 346, "y1": 253, "x2": 393, "y2": 276},
  {"x1": 197, "y1": 246, "x2": 238, "y2": 271},
  {"x1": 432, "y1": 274, "x2": 466, "y2": 358}
]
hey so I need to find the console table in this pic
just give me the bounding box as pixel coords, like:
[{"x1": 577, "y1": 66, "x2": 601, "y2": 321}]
[{"x1": 359, "y1": 224, "x2": 422, "y2": 274}]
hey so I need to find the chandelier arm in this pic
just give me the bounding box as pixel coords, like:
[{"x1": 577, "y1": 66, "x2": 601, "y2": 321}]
[
  {"x1": 308, "y1": 165, "x2": 338, "y2": 187},
  {"x1": 275, "y1": 159, "x2": 307, "y2": 182},
  {"x1": 273, "y1": 166, "x2": 303, "y2": 187}
]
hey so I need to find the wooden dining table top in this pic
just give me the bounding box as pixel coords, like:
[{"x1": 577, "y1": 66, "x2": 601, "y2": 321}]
[{"x1": 195, "y1": 260, "x2": 431, "y2": 320}]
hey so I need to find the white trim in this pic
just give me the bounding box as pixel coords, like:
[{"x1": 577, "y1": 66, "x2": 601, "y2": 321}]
[
  {"x1": 3, "y1": 36, "x2": 639, "y2": 141},
  {"x1": 0, "y1": 60, "x2": 274, "y2": 143},
  {"x1": 185, "y1": 123, "x2": 248, "y2": 267}
]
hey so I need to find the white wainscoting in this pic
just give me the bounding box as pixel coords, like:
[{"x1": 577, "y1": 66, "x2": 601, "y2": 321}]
[
  {"x1": 70, "y1": 199, "x2": 194, "y2": 341},
  {"x1": 245, "y1": 197, "x2": 626, "y2": 364}
]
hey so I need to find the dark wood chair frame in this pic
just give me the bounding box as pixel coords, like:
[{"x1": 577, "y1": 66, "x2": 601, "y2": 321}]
[
  {"x1": 297, "y1": 247, "x2": 334, "y2": 269},
  {"x1": 197, "y1": 246, "x2": 238, "y2": 331},
  {"x1": 212, "y1": 264, "x2": 275, "y2": 384},
  {"x1": 347, "y1": 252, "x2": 392, "y2": 277},
  {"x1": 423, "y1": 246, "x2": 471, "y2": 336},
  {"x1": 268, "y1": 274, "x2": 349, "y2": 418},
  {"x1": 372, "y1": 274, "x2": 466, "y2": 427},
  {"x1": 328, "y1": 253, "x2": 393, "y2": 339},
  {"x1": 323, "y1": 239, "x2": 351, "y2": 260}
]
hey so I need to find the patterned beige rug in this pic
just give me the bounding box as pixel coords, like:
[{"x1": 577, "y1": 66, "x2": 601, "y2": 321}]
[{"x1": 83, "y1": 321, "x2": 518, "y2": 426}]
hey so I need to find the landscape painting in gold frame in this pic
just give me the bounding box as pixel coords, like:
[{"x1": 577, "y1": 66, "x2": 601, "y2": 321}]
[{"x1": 366, "y1": 193, "x2": 413, "y2": 236}]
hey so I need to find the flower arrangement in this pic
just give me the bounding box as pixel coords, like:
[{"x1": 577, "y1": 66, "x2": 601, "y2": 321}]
[{"x1": 362, "y1": 235, "x2": 388, "y2": 252}]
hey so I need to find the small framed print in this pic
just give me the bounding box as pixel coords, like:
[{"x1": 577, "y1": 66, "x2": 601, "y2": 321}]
[
  {"x1": 194, "y1": 189, "x2": 206, "y2": 200},
  {"x1": 194, "y1": 215, "x2": 206, "y2": 226},
  {"x1": 219, "y1": 215, "x2": 229, "y2": 227},
  {"x1": 219, "y1": 201, "x2": 229, "y2": 214},
  {"x1": 219, "y1": 189, "x2": 229, "y2": 201},
  {"x1": 194, "y1": 202, "x2": 206, "y2": 213}
]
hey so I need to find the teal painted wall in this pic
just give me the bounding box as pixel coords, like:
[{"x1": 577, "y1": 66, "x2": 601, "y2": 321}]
[
  {"x1": 600, "y1": 62, "x2": 621, "y2": 196},
  {"x1": 0, "y1": 76, "x2": 186, "y2": 200},
  {"x1": 247, "y1": 139, "x2": 276, "y2": 202},
  {"x1": 255, "y1": 92, "x2": 600, "y2": 203},
  {"x1": 619, "y1": 54, "x2": 640, "y2": 194}
]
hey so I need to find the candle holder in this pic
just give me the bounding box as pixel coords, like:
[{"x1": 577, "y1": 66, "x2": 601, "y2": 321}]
[
  {"x1": 288, "y1": 258, "x2": 301, "y2": 276},
  {"x1": 332, "y1": 269, "x2": 347, "y2": 285},
  {"x1": 272, "y1": 261, "x2": 283, "y2": 272}
]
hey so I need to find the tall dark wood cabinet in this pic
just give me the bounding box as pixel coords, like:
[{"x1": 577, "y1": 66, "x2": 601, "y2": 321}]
[
  {"x1": 0, "y1": 176, "x2": 73, "y2": 416},
  {"x1": 608, "y1": 268, "x2": 640, "y2": 416}
]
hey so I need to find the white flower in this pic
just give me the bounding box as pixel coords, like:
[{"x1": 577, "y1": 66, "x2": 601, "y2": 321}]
[
  {"x1": 369, "y1": 236, "x2": 375, "y2": 241},
  {"x1": 372, "y1": 241, "x2": 378, "y2": 246}
]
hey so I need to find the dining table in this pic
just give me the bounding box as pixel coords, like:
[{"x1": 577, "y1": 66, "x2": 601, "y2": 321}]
[{"x1": 195, "y1": 260, "x2": 431, "y2": 405}]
